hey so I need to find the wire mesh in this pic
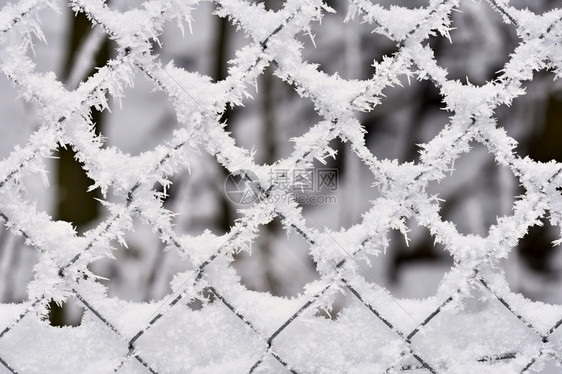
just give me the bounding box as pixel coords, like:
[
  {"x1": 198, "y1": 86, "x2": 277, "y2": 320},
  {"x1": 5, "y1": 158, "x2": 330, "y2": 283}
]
[{"x1": 0, "y1": 0, "x2": 562, "y2": 373}]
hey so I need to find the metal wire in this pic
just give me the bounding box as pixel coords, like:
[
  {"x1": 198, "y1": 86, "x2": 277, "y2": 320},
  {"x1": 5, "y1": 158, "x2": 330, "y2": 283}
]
[{"x1": 0, "y1": 0, "x2": 561, "y2": 373}]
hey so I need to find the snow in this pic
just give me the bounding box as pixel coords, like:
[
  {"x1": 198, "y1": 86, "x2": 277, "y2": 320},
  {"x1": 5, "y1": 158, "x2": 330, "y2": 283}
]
[{"x1": 1, "y1": 0, "x2": 562, "y2": 372}]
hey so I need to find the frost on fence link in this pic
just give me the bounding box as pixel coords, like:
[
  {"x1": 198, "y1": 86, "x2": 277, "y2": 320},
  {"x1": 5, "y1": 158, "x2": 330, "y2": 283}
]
[{"x1": 0, "y1": 0, "x2": 562, "y2": 373}]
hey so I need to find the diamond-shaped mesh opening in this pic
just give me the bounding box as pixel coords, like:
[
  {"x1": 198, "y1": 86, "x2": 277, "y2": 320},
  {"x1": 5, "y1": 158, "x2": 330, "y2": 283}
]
[
  {"x1": 481, "y1": 258, "x2": 562, "y2": 340},
  {"x1": 60, "y1": 6, "x2": 114, "y2": 89},
  {"x1": 313, "y1": 288, "x2": 355, "y2": 320},
  {"x1": 166, "y1": 161, "x2": 241, "y2": 236},
  {"x1": 494, "y1": 71, "x2": 558, "y2": 147},
  {"x1": 53, "y1": 146, "x2": 104, "y2": 233},
  {"x1": 274, "y1": 295, "x2": 404, "y2": 373},
  {"x1": 22, "y1": 0, "x2": 69, "y2": 82},
  {"x1": 300, "y1": 138, "x2": 381, "y2": 231},
  {"x1": 47, "y1": 296, "x2": 83, "y2": 327},
  {"x1": 230, "y1": 66, "x2": 322, "y2": 163},
  {"x1": 156, "y1": 2, "x2": 249, "y2": 78},
  {"x1": 427, "y1": 141, "x2": 522, "y2": 236},
  {"x1": 358, "y1": 218, "x2": 452, "y2": 299},
  {"x1": 160, "y1": 164, "x2": 234, "y2": 237},
  {"x1": 295, "y1": 0, "x2": 399, "y2": 80},
  {"x1": 364, "y1": 75, "x2": 445, "y2": 163},
  {"x1": 495, "y1": 69, "x2": 562, "y2": 169},
  {"x1": 233, "y1": 218, "x2": 320, "y2": 297},
  {"x1": 0, "y1": 304, "x2": 124, "y2": 374},
  {"x1": 524, "y1": 88, "x2": 562, "y2": 164},
  {"x1": 135, "y1": 300, "x2": 265, "y2": 373},
  {"x1": 412, "y1": 285, "x2": 542, "y2": 372},
  {"x1": 504, "y1": 216, "x2": 562, "y2": 304},
  {"x1": 429, "y1": 0, "x2": 519, "y2": 86},
  {"x1": 12, "y1": 160, "x2": 54, "y2": 214},
  {"x1": 88, "y1": 217, "x2": 190, "y2": 302},
  {"x1": 154, "y1": 1, "x2": 217, "y2": 74},
  {"x1": 104, "y1": 67, "x2": 180, "y2": 155}
]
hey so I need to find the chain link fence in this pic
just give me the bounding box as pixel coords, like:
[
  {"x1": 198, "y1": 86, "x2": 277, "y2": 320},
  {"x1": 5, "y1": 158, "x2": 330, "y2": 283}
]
[{"x1": 1, "y1": 0, "x2": 562, "y2": 372}]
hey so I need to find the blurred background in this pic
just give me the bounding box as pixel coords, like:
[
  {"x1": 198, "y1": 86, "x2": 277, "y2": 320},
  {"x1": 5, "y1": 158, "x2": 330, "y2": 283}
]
[{"x1": 0, "y1": 0, "x2": 562, "y2": 326}]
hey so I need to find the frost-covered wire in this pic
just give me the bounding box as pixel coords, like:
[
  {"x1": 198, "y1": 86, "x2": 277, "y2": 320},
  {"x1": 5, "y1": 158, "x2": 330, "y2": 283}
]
[{"x1": 1, "y1": 0, "x2": 562, "y2": 373}]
